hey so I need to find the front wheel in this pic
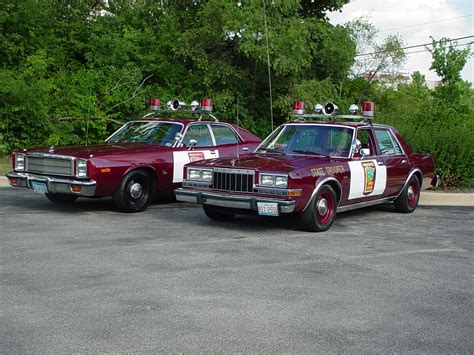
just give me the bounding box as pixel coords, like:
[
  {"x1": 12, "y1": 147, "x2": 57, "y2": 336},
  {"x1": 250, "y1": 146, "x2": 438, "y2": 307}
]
[
  {"x1": 203, "y1": 204, "x2": 235, "y2": 221},
  {"x1": 112, "y1": 170, "x2": 154, "y2": 213},
  {"x1": 394, "y1": 176, "x2": 420, "y2": 213},
  {"x1": 300, "y1": 185, "x2": 337, "y2": 232},
  {"x1": 45, "y1": 193, "x2": 78, "y2": 204}
]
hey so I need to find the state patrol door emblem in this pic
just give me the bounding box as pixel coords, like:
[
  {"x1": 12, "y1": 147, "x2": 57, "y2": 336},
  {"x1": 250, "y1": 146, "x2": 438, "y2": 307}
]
[{"x1": 361, "y1": 161, "x2": 376, "y2": 195}]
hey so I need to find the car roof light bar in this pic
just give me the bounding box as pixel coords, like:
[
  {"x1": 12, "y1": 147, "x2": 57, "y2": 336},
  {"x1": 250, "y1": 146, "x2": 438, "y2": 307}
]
[{"x1": 291, "y1": 101, "x2": 375, "y2": 125}]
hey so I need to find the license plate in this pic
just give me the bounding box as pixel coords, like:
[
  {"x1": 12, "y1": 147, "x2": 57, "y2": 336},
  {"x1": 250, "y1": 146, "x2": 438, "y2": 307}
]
[
  {"x1": 31, "y1": 181, "x2": 48, "y2": 194},
  {"x1": 257, "y1": 202, "x2": 279, "y2": 216}
]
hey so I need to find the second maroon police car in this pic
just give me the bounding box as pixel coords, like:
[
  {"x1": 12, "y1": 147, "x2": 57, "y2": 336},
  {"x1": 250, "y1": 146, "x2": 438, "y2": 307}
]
[
  {"x1": 6, "y1": 98, "x2": 261, "y2": 212},
  {"x1": 175, "y1": 101, "x2": 438, "y2": 232}
]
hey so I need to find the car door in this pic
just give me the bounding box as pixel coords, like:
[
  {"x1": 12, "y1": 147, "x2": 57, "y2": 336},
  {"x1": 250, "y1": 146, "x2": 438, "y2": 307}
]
[
  {"x1": 347, "y1": 127, "x2": 388, "y2": 202},
  {"x1": 210, "y1": 124, "x2": 251, "y2": 157},
  {"x1": 172, "y1": 123, "x2": 218, "y2": 183},
  {"x1": 373, "y1": 128, "x2": 411, "y2": 197}
]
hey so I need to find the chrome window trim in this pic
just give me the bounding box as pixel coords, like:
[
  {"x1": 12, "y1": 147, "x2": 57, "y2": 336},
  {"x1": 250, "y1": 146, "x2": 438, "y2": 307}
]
[
  {"x1": 178, "y1": 122, "x2": 215, "y2": 148},
  {"x1": 373, "y1": 128, "x2": 406, "y2": 157},
  {"x1": 387, "y1": 128, "x2": 406, "y2": 156},
  {"x1": 105, "y1": 120, "x2": 185, "y2": 145},
  {"x1": 210, "y1": 123, "x2": 243, "y2": 143},
  {"x1": 256, "y1": 123, "x2": 356, "y2": 159}
]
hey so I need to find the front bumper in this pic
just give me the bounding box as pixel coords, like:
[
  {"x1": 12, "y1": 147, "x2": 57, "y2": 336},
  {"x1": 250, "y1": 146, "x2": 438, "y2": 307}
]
[
  {"x1": 6, "y1": 171, "x2": 97, "y2": 197},
  {"x1": 175, "y1": 188, "x2": 296, "y2": 213}
]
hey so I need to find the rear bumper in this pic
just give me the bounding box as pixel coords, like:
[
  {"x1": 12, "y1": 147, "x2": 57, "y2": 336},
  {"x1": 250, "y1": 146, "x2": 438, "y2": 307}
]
[
  {"x1": 6, "y1": 171, "x2": 96, "y2": 197},
  {"x1": 175, "y1": 188, "x2": 296, "y2": 213}
]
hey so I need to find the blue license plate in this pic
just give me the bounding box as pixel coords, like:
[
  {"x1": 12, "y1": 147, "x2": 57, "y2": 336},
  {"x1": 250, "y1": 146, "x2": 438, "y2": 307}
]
[{"x1": 31, "y1": 181, "x2": 48, "y2": 193}]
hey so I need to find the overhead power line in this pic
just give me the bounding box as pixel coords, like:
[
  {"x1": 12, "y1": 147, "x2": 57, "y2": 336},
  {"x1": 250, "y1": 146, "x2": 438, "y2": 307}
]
[
  {"x1": 404, "y1": 41, "x2": 473, "y2": 56},
  {"x1": 356, "y1": 35, "x2": 474, "y2": 57},
  {"x1": 379, "y1": 14, "x2": 474, "y2": 33}
]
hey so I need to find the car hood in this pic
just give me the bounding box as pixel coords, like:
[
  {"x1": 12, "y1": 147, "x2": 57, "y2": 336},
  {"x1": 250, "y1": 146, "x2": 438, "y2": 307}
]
[
  {"x1": 24, "y1": 142, "x2": 167, "y2": 159},
  {"x1": 192, "y1": 153, "x2": 332, "y2": 174}
]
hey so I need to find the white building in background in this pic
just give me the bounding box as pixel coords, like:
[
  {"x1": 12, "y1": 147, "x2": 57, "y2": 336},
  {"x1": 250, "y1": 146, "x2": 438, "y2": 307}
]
[{"x1": 363, "y1": 72, "x2": 442, "y2": 90}]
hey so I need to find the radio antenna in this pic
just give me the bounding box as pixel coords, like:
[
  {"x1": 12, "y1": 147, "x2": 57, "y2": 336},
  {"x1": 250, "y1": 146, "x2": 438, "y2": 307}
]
[
  {"x1": 236, "y1": 97, "x2": 240, "y2": 160},
  {"x1": 262, "y1": 0, "x2": 274, "y2": 131},
  {"x1": 85, "y1": 85, "x2": 91, "y2": 146}
]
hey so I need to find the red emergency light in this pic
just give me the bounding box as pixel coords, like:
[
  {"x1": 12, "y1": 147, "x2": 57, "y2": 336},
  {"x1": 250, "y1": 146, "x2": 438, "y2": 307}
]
[
  {"x1": 200, "y1": 98, "x2": 213, "y2": 112},
  {"x1": 293, "y1": 101, "x2": 305, "y2": 115},
  {"x1": 362, "y1": 101, "x2": 375, "y2": 117},
  {"x1": 148, "y1": 98, "x2": 160, "y2": 111}
]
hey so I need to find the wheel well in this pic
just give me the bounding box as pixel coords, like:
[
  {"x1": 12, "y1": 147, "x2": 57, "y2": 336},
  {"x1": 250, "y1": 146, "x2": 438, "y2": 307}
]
[
  {"x1": 413, "y1": 171, "x2": 423, "y2": 187},
  {"x1": 325, "y1": 180, "x2": 342, "y2": 204}
]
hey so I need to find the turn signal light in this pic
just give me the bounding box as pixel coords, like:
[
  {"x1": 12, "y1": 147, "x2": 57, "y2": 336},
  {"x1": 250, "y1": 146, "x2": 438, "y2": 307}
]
[
  {"x1": 71, "y1": 185, "x2": 82, "y2": 193},
  {"x1": 100, "y1": 168, "x2": 111, "y2": 173},
  {"x1": 288, "y1": 190, "x2": 302, "y2": 197}
]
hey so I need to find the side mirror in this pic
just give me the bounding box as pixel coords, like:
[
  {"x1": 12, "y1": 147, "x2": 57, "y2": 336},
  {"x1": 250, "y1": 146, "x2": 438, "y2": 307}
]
[
  {"x1": 174, "y1": 132, "x2": 183, "y2": 142},
  {"x1": 188, "y1": 139, "x2": 197, "y2": 150},
  {"x1": 360, "y1": 148, "x2": 370, "y2": 157},
  {"x1": 352, "y1": 139, "x2": 362, "y2": 154}
]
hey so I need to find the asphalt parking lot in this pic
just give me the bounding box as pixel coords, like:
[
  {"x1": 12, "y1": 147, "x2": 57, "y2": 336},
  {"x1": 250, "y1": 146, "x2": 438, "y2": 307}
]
[{"x1": 1, "y1": 187, "x2": 473, "y2": 353}]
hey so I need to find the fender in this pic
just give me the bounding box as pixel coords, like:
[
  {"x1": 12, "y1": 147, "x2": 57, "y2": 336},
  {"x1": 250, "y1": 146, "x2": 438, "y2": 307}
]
[{"x1": 302, "y1": 176, "x2": 342, "y2": 212}]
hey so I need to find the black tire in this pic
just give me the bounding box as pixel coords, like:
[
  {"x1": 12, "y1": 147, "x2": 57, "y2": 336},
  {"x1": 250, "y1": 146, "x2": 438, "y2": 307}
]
[
  {"x1": 394, "y1": 175, "x2": 420, "y2": 213},
  {"x1": 45, "y1": 193, "x2": 78, "y2": 204},
  {"x1": 203, "y1": 204, "x2": 235, "y2": 221},
  {"x1": 112, "y1": 170, "x2": 154, "y2": 213},
  {"x1": 300, "y1": 185, "x2": 337, "y2": 232}
]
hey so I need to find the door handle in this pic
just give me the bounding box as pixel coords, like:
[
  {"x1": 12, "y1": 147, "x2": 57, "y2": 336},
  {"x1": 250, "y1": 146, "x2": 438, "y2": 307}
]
[
  {"x1": 242, "y1": 147, "x2": 249, "y2": 152},
  {"x1": 377, "y1": 161, "x2": 385, "y2": 166},
  {"x1": 402, "y1": 159, "x2": 407, "y2": 164}
]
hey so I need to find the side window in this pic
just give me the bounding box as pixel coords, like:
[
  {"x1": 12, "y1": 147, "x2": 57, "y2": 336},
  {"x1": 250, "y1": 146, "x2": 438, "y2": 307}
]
[
  {"x1": 375, "y1": 129, "x2": 401, "y2": 156},
  {"x1": 183, "y1": 124, "x2": 213, "y2": 147},
  {"x1": 356, "y1": 129, "x2": 374, "y2": 157},
  {"x1": 212, "y1": 125, "x2": 239, "y2": 145}
]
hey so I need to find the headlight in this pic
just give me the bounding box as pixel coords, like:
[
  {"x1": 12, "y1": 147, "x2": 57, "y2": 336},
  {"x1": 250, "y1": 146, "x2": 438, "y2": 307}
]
[
  {"x1": 259, "y1": 174, "x2": 288, "y2": 188},
  {"x1": 275, "y1": 176, "x2": 288, "y2": 187},
  {"x1": 15, "y1": 153, "x2": 25, "y2": 171},
  {"x1": 187, "y1": 168, "x2": 213, "y2": 181},
  {"x1": 76, "y1": 159, "x2": 88, "y2": 178}
]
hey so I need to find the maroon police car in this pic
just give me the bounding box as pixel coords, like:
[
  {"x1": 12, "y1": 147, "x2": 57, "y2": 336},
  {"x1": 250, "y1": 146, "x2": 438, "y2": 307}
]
[
  {"x1": 6, "y1": 98, "x2": 261, "y2": 212},
  {"x1": 175, "y1": 101, "x2": 438, "y2": 232}
]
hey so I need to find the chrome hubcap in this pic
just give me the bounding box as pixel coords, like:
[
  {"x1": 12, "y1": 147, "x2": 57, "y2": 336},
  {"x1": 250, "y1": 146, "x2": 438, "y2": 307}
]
[
  {"x1": 407, "y1": 186, "x2": 414, "y2": 200},
  {"x1": 130, "y1": 182, "x2": 143, "y2": 199},
  {"x1": 317, "y1": 198, "x2": 328, "y2": 216}
]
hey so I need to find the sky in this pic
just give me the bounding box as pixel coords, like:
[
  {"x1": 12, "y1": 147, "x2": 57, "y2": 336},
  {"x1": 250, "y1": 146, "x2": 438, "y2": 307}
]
[{"x1": 327, "y1": 0, "x2": 473, "y2": 82}]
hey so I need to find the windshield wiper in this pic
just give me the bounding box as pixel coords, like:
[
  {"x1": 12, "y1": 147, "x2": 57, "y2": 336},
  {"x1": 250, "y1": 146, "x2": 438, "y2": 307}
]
[
  {"x1": 256, "y1": 148, "x2": 285, "y2": 155},
  {"x1": 291, "y1": 150, "x2": 330, "y2": 158}
]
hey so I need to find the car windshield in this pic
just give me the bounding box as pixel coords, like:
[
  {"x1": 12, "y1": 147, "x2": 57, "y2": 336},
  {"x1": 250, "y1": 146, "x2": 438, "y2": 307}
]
[
  {"x1": 107, "y1": 121, "x2": 182, "y2": 146},
  {"x1": 257, "y1": 124, "x2": 354, "y2": 157}
]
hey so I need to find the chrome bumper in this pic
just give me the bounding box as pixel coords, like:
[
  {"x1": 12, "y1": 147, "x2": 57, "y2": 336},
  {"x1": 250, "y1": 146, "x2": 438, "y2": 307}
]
[
  {"x1": 6, "y1": 171, "x2": 97, "y2": 197},
  {"x1": 175, "y1": 188, "x2": 296, "y2": 213}
]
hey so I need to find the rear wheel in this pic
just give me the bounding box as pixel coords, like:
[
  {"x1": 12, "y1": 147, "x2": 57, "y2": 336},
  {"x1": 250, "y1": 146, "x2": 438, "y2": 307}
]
[
  {"x1": 300, "y1": 185, "x2": 337, "y2": 232},
  {"x1": 113, "y1": 170, "x2": 154, "y2": 213},
  {"x1": 394, "y1": 175, "x2": 420, "y2": 213},
  {"x1": 203, "y1": 204, "x2": 235, "y2": 221},
  {"x1": 45, "y1": 193, "x2": 78, "y2": 204}
]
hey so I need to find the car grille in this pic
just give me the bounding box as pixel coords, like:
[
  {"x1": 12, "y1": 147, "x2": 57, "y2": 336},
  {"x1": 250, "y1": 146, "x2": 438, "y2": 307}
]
[
  {"x1": 212, "y1": 168, "x2": 255, "y2": 193},
  {"x1": 25, "y1": 155, "x2": 74, "y2": 176}
]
